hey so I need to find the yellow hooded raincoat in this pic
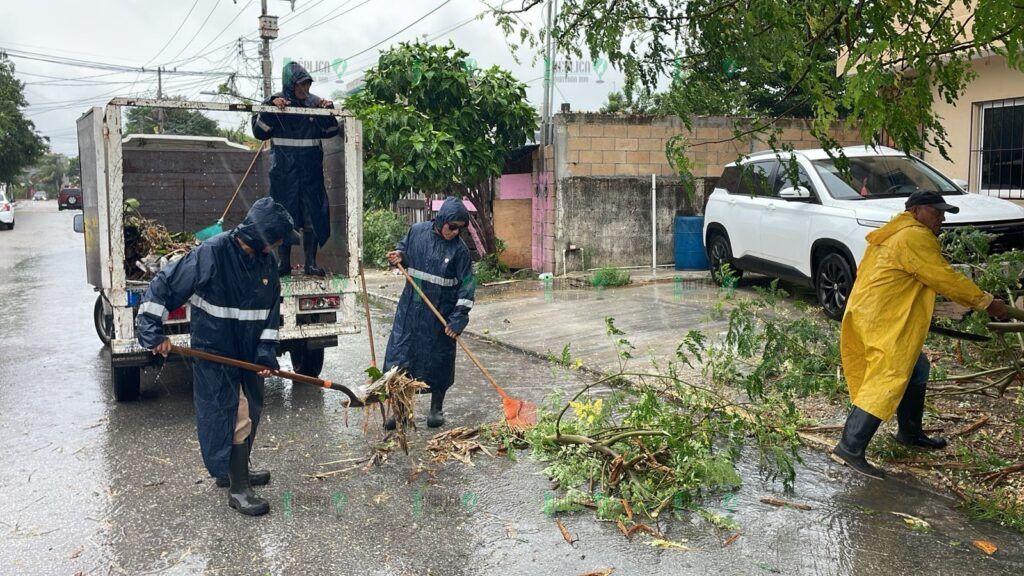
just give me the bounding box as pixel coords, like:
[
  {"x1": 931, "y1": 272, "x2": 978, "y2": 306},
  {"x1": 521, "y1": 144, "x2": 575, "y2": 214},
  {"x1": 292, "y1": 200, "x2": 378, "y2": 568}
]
[{"x1": 841, "y1": 212, "x2": 993, "y2": 421}]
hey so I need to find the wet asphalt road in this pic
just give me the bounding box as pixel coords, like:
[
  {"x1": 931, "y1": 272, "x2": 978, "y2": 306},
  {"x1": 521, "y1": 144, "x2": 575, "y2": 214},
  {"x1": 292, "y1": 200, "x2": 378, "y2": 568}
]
[{"x1": 2, "y1": 201, "x2": 1024, "y2": 575}]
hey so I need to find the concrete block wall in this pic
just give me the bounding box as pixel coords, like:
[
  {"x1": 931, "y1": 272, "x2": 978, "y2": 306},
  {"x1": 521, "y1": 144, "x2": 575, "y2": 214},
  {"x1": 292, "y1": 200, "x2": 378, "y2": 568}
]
[
  {"x1": 527, "y1": 114, "x2": 865, "y2": 273},
  {"x1": 557, "y1": 114, "x2": 864, "y2": 179}
]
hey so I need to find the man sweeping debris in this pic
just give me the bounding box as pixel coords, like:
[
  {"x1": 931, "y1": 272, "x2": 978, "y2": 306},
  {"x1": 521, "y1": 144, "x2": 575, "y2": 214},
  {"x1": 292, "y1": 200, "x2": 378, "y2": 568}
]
[
  {"x1": 834, "y1": 191, "x2": 1008, "y2": 480},
  {"x1": 383, "y1": 197, "x2": 475, "y2": 430},
  {"x1": 251, "y1": 61, "x2": 340, "y2": 277},
  {"x1": 137, "y1": 197, "x2": 299, "y2": 516}
]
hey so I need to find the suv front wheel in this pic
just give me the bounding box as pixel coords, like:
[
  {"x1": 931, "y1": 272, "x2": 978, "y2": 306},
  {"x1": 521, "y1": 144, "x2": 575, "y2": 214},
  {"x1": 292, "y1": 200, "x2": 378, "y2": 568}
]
[
  {"x1": 707, "y1": 233, "x2": 743, "y2": 286},
  {"x1": 815, "y1": 252, "x2": 854, "y2": 320}
]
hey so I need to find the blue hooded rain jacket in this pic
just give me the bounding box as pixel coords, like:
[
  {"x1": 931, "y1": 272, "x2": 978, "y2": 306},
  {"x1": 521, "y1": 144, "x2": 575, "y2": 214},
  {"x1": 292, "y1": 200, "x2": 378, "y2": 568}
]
[
  {"x1": 251, "y1": 61, "x2": 340, "y2": 246},
  {"x1": 136, "y1": 197, "x2": 293, "y2": 479},
  {"x1": 383, "y1": 197, "x2": 476, "y2": 393}
]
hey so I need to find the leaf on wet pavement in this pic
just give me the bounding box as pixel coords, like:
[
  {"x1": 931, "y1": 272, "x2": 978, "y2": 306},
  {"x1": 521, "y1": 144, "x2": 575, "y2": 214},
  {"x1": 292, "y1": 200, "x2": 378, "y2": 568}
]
[
  {"x1": 576, "y1": 569, "x2": 614, "y2": 576},
  {"x1": 760, "y1": 497, "x2": 812, "y2": 511},
  {"x1": 722, "y1": 532, "x2": 741, "y2": 547},
  {"x1": 647, "y1": 538, "x2": 690, "y2": 550},
  {"x1": 557, "y1": 520, "x2": 577, "y2": 545},
  {"x1": 973, "y1": 540, "x2": 998, "y2": 555},
  {"x1": 891, "y1": 512, "x2": 931, "y2": 532}
]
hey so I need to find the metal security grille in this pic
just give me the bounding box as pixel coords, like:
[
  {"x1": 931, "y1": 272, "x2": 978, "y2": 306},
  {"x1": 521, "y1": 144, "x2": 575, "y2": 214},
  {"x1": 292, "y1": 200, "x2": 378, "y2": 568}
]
[{"x1": 970, "y1": 97, "x2": 1024, "y2": 198}]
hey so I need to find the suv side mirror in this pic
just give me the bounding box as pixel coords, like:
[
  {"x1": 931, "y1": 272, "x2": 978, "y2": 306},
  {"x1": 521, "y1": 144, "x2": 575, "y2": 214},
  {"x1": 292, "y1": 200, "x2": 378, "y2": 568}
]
[
  {"x1": 73, "y1": 213, "x2": 84, "y2": 233},
  {"x1": 778, "y1": 185, "x2": 812, "y2": 200}
]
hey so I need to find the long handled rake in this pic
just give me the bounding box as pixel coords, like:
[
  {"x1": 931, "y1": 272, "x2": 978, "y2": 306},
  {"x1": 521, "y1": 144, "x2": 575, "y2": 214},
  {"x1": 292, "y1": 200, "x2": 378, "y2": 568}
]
[{"x1": 395, "y1": 262, "x2": 536, "y2": 429}]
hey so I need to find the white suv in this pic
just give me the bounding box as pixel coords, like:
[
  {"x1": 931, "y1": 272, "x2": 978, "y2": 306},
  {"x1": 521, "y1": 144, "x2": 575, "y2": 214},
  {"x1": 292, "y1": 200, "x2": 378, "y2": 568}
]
[{"x1": 703, "y1": 146, "x2": 1024, "y2": 319}]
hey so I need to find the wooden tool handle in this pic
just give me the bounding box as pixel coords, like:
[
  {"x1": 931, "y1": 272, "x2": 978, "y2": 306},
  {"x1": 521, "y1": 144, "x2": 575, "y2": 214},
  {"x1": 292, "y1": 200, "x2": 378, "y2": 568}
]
[
  {"x1": 394, "y1": 262, "x2": 509, "y2": 400},
  {"x1": 219, "y1": 141, "x2": 266, "y2": 221},
  {"x1": 169, "y1": 345, "x2": 364, "y2": 405},
  {"x1": 358, "y1": 259, "x2": 377, "y2": 366}
]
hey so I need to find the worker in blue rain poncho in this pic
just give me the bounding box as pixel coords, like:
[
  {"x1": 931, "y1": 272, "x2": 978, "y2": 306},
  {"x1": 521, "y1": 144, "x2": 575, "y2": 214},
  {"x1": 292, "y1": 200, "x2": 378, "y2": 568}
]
[
  {"x1": 251, "y1": 61, "x2": 340, "y2": 277},
  {"x1": 384, "y1": 197, "x2": 476, "y2": 429},
  {"x1": 136, "y1": 197, "x2": 299, "y2": 517}
]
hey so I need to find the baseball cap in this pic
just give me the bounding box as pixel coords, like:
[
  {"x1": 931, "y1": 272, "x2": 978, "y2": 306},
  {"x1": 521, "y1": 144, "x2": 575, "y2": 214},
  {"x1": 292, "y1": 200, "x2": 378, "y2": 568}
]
[{"x1": 905, "y1": 190, "x2": 959, "y2": 214}]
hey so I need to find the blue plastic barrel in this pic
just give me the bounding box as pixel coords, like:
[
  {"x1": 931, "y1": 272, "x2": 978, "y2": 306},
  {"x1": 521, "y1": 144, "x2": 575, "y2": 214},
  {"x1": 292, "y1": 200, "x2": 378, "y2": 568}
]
[{"x1": 674, "y1": 216, "x2": 710, "y2": 270}]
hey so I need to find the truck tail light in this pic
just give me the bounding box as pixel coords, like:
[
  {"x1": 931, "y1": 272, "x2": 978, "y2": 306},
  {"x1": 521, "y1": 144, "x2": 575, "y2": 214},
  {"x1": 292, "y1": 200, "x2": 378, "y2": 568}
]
[
  {"x1": 299, "y1": 295, "x2": 341, "y2": 311},
  {"x1": 167, "y1": 306, "x2": 187, "y2": 321}
]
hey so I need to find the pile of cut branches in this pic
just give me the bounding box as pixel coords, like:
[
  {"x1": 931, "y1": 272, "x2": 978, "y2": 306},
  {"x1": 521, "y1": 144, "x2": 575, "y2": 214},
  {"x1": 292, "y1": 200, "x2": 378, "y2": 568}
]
[{"x1": 123, "y1": 199, "x2": 196, "y2": 280}]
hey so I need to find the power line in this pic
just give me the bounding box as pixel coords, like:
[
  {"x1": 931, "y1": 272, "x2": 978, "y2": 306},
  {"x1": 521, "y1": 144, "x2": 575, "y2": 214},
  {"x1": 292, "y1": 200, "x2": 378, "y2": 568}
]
[
  {"x1": 144, "y1": 0, "x2": 203, "y2": 67},
  {"x1": 167, "y1": 0, "x2": 254, "y2": 69},
  {"x1": 274, "y1": 0, "x2": 377, "y2": 47},
  {"x1": 165, "y1": 0, "x2": 224, "y2": 64},
  {"x1": 2, "y1": 47, "x2": 256, "y2": 79}
]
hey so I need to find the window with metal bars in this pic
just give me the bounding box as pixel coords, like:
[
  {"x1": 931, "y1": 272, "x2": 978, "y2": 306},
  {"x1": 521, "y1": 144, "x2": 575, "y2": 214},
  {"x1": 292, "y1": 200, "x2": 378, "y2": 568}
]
[{"x1": 971, "y1": 98, "x2": 1024, "y2": 198}]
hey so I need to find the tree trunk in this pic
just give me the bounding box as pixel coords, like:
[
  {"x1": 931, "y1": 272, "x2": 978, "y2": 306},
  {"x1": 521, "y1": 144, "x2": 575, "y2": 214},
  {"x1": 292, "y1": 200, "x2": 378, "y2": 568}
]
[{"x1": 458, "y1": 179, "x2": 498, "y2": 255}]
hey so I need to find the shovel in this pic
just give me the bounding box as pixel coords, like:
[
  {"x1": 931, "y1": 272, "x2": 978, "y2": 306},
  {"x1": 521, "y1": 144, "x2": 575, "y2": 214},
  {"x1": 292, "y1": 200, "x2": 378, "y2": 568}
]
[
  {"x1": 169, "y1": 344, "x2": 390, "y2": 406},
  {"x1": 394, "y1": 262, "x2": 537, "y2": 429}
]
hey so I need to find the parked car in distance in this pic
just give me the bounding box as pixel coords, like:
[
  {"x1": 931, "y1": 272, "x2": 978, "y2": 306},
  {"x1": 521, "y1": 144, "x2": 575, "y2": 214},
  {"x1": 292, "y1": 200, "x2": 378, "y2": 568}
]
[
  {"x1": 58, "y1": 187, "x2": 82, "y2": 211},
  {"x1": 0, "y1": 188, "x2": 15, "y2": 230},
  {"x1": 33, "y1": 191, "x2": 47, "y2": 201},
  {"x1": 703, "y1": 145, "x2": 1024, "y2": 319}
]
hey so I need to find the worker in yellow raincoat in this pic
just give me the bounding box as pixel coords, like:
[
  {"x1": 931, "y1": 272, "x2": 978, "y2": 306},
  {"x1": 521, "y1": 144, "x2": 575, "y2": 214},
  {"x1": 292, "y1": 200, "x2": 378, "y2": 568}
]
[{"x1": 834, "y1": 191, "x2": 1008, "y2": 480}]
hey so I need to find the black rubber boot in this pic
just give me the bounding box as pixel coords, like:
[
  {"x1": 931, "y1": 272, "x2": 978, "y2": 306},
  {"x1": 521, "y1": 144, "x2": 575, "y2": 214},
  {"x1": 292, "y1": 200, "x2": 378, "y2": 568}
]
[
  {"x1": 303, "y1": 229, "x2": 325, "y2": 277},
  {"x1": 215, "y1": 468, "x2": 270, "y2": 488},
  {"x1": 277, "y1": 244, "x2": 292, "y2": 277},
  {"x1": 831, "y1": 407, "x2": 886, "y2": 480},
  {"x1": 894, "y1": 360, "x2": 947, "y2": 449},
  {"x1": 426, "y1": 388, "x2": 446, "y2": 428},
  {"x1": 227, "y1": 443, "x2": 270, "y2": 516}
]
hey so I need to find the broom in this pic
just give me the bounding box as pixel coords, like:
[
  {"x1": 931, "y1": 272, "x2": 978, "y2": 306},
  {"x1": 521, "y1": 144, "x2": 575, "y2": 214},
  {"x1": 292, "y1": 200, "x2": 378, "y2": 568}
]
[
  {"x1": 395, "y1": 262, "x2": 537, "y2": 429},
  {"x1": 195, "y1": 141, "x2": 267, "y2": 241}
]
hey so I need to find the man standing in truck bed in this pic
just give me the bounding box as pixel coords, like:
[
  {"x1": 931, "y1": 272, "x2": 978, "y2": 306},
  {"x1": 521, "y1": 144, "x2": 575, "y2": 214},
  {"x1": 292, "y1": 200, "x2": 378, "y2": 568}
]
[{"x1": 251, "y1": 61, "x2": 340, "y2": 277}]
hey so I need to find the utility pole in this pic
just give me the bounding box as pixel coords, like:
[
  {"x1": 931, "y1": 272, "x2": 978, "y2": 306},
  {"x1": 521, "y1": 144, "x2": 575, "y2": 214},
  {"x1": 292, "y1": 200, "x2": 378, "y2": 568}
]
[
  {"x1": 259, "y1": 0, "x2": 279, "y2": 100},
  {"x1": 536, "y1": 0, "x2": 556, "y2": 273},
  {"x1": 156, "y1": 66, "x2": 165, "y2": 133}
]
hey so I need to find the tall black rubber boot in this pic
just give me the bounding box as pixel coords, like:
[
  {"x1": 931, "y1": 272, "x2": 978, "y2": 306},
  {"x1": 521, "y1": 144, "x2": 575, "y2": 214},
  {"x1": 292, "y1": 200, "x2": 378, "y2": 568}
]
[
  {"x1": 277, "y1": 244, "x2": 292, "y2": 277},
  {"x1": 227, "y1": 443, "x2": 270, "y2": 516},
  {"x1": 895, "y1": 371, "x2": 947, "y2": 449},
  {"x1": 831, "y1": 407, "x2": 886, "y2": 480},
  {"x1": 303, "y1": 228, "x2": 325, "y2": 277},
  {"x1": 426, "y1": 388, "x2": 447, "y2": 428},
  {"x1": 215, "y1": 467, "x2": 270, "y2": 488}
]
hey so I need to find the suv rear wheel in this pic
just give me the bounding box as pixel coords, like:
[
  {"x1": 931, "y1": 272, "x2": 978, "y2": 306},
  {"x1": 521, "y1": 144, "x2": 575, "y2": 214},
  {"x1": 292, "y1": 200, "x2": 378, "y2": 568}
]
[
  {"x1": 815, "y1": 252, "x2": 854, "y2": 320},
  {"x1": 707, "y1": 233, "x2": 743, "y2": 286}
]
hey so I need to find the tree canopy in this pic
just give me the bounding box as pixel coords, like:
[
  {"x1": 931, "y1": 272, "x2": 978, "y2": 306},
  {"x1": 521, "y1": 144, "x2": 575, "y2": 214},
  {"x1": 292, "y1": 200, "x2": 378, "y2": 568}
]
[
  {"x1": 347, "y1": 42, "x2": 537, "y2": 205},
  {"x1": 0, "y1": 53, "x2": 47, "y2": 185},
  {"x1": 346, "y1": 41, "x2": 537, "y2": 253},
  {"x1": 496, "y1": 0, "x2": 1024, "y2": 160}
]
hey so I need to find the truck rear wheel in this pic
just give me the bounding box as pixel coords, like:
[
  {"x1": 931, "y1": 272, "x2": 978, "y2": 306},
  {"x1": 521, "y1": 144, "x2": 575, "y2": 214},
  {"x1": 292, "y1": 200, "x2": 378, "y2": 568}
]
[
  {"x1": 290, "y1": 346, "x2": 325, "y2": 378},
  {"x1": 94, "y1": 295, "x2": 114, "y2": 346},
  {"x1": 112, "y1": 366, "x2": 141, "y2": 401}
]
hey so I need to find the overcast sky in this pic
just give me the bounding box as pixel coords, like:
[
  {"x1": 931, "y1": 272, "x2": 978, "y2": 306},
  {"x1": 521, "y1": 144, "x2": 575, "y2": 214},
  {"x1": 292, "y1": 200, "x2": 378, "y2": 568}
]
[{"x1": 2, "y1": 0, "x2": 627, "y2": 155}]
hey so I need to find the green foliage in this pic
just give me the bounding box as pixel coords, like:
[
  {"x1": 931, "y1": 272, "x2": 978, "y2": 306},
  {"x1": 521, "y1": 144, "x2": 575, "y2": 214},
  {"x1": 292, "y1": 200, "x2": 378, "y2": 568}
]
[
  {"x1": 591, "y1": 266, "x2": 631, "y2": 288},
  {"x1": 346, "y1": 41, "x2": 537, "y2": 209},
  {"x1": 0, "y1": 54, "x2": 47, "y2": 185},
  {"x1": 524, "y1": 321, "x2": 803, "y2": 525},
  {"x1": 494, "y1": 1, "x2": 1024, "y2": 165},
  {"x1": 682, "y1": 282, "x2": 846, "y2": 401},
  {"x1": 474, "y1": 238, "x2": 509, "y2": 284},
  {"x1": 363, "y1": 209, "x2": 408, "y2": 268}
]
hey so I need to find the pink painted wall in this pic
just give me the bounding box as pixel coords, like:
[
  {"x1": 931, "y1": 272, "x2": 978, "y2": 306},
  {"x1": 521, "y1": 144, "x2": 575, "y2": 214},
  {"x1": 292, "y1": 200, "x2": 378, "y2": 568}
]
[{"x1": 499, "y1": 173, "x2": 533, "y2": 200}]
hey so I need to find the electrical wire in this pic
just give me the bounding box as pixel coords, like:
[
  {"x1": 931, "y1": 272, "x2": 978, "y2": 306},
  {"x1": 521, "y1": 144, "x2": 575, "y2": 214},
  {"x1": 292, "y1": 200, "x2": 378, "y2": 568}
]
[
  {"x1": 144, "y1": 0, "x2": 203, "y2": 66},
  {"x1": 165, "y1": 0, "x2": 224, "y2": 64}
]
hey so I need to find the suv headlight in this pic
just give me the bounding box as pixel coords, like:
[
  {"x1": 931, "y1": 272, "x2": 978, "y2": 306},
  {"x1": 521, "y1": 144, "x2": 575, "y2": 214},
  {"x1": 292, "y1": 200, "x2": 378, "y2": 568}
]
[{"x1": 856, "y1": 219, "x2": 887, "y2": 228}]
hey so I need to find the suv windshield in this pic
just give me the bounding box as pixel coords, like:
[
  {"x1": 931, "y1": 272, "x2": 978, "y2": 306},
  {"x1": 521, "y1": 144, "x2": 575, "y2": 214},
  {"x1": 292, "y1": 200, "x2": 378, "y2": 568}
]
[{"x1": 811, "y1": 155, "x2": 962, "y2": 200}]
